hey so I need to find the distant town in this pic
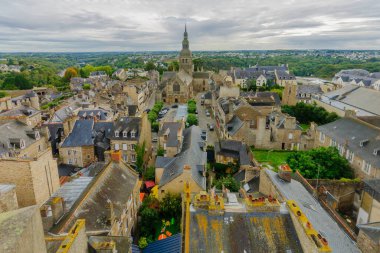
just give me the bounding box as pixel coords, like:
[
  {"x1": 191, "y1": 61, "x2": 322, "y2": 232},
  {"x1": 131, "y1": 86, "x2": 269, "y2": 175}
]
[{"x1": 1, "y1": 27, "x2": 380, "y2": 253}]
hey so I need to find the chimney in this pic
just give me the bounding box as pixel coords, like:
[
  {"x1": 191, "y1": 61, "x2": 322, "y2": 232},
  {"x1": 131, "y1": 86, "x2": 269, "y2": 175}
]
[
  {"x1": 111, "y1": 150, "x2": 121, "y2": 162},
  {"x1": 51, "y1": 197, "x2": 65, "y2": 222},
  {"x1": 278, "y1": 164, "x2": 292, "y2": 182}
]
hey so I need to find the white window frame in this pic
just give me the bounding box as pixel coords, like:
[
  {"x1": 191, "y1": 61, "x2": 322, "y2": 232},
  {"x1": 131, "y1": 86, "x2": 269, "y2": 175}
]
[
  {"x1": 115, "y1": 131, "x2": 119, "y2": 137},
  {"x1": 362, "y1": 161, "x2": 371, "y2": 175},
  {"x1": 288, "y1": 133, "x2": 293, "y2": 140},
  {"x1": 131, "y1": 130, "x2": 136, "y2": 138},
  {"x1": 131, "y1": 154, "x2": 136, "y2": 162},
  {"x1": 122, "y1": 143, "x2": 128, "y2": 150},
  {"x1": 123, "y1": 131, "x2": 128, "y2": 138},
  {"x1": 114, "y1": 143, "x2": 120, "y2": 151}
]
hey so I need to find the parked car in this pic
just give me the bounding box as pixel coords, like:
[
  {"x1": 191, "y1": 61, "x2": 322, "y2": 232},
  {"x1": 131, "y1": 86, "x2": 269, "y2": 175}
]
[
  {"x1": 209, "y1": 124, "x2": 214, "y2": 131},
  {"x1": 152, "y1": 137, "x2": 158, "y2": 142},
  {"x1": 205, "y1": 110, "x2": 210, "y2": 117},
  {"x1": 201, "y1": 130, "x2": 207, "y2": 141},
  {"x1": 171, "y1": 104, "x2": 178, "y2": 108}
]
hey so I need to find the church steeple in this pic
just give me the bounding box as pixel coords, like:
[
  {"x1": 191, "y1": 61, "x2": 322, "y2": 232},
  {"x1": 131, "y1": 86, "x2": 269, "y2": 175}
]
[
  {"x1": 179, "y1": 24, "x2": 193, "y2": 75},
  {"x1": 182, "y1": 24, "x2": 189, "y2": 50}
]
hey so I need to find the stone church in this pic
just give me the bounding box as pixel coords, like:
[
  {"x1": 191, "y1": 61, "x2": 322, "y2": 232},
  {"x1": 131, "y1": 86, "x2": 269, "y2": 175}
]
[{"x1": 158, "y1": 26, "x2": 210, "y2": 104}]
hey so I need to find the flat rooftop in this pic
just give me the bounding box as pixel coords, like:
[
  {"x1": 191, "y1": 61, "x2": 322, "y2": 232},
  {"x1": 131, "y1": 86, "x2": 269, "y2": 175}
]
[
  {"x1": 189, "y1": 210, "x2": 303, "y2": 253},
  {"x1": 265, "y1": 169, "x2": 360, "y2": 253}
]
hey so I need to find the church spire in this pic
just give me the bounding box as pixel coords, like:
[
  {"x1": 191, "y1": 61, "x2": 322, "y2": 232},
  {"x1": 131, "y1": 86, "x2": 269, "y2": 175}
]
[{"x1": 182, "y1": 24, "x2": 189, "y2": 50}]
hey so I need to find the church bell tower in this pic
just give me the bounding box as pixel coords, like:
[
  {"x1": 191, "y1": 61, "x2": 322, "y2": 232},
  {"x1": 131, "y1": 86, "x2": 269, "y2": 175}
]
[{"x1": 179, "y1": 24, "x2": 193, "y2": 75}]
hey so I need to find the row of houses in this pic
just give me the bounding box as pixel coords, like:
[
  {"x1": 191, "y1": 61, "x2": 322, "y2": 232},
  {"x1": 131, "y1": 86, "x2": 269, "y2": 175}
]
[{"x1": 333, "y1": 69, "x2": 380, "y2": 90}]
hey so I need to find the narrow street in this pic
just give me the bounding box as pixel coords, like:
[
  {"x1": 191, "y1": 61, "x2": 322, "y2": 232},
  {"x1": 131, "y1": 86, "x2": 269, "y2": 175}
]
[{"x1": 195, "y1": 92, "x2": 219, "y2": 147}]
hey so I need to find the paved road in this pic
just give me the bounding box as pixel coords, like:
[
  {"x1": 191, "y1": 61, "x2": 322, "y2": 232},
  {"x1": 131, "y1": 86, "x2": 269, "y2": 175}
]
[{"x1": 195, "y1": 93, "x2": 219, "y2": 146}]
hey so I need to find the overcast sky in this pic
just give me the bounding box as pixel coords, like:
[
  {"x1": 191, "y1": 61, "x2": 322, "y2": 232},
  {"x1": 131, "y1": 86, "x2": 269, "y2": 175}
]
[{"x1": 1, "y1": 0, "x2": 380, "y2": 52}]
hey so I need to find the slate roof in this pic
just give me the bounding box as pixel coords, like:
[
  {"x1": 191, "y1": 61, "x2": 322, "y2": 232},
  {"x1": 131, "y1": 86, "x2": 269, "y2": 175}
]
[
  {"x1": 50, "y1": 105, "x2": 79, "y2": 123},
  {"x1": 317, "y1": 117, "x2": 380, "y2": 168},
  {"x1": 61, "y1": 119, "x2": 94, "y2": 147},
  {"x1": 240, "y1": 91, "x2": 281, "y2": 106},
  {"x1": 193, "y1": 72, "x2": 210, "y2": 79},
  {"x1": 45, "y1": 123, "x2": 63, "y2": 141},
  {"x1": 276, "y1": 70, "x2": 296, "y2": 80},
  {"x1": 58, "y1": 162, "x2": 138, "y2": 233},
  {"x1": 215, "y1": 140, "x2": 251, "y2": 165},
  {"x1": 0, "y1": 105, "x2": 40, "y2": 118},
  {"x1": 143, "y1": 233, "x2": 182, "y2": 253},
  {"x1": 336, "y1": 87, "x2": 380, "y2": 115},
  {"x1": 111, "y1": 117, "x2": 141, "y2": 141},
  {"x1": 0, "y1": 121, "x2": 41, "y2": 156},
  {"x1": 158, "y1": 122, "x2": 182, "y2": 147},
  {"x1": 203, "y1": 91, "x2": 212, "y2": 99},
  {"x1": 78, "y1": 109, "x2": 108, "y2": 120},
  {"x1": 189, "y1": 210, "x2": 302, "y2": 253},
  {"x1": 265, "y1": 169, "x2": 360, "y2": 253},
  {"x1": 156, "y1": 126, "x2": 206, "y2": 190},
  {"x1": 226, "y1": 115, "x2": 244, "y2": 136},
  {"x1": 296, "y1": 84, "x2": 322, "y2": 96}
]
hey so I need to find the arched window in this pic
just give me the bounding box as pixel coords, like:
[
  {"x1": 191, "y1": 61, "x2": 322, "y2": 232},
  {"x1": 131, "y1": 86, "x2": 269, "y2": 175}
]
[{"x1": 173, "y1": 83, "x2": 180, "y2": 92}]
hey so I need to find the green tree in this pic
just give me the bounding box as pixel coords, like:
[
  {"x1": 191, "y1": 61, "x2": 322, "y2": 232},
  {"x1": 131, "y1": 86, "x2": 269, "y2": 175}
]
[
  {"x1": 140, "y1": 205, "x2": 159, "y2": 237},
  {"x1": 144, "y1": 166, "x2": 156, "y2": 181},
  {"x1": 187, "y1": 99, "x2": 196, "y2": 113},
  {"x1": 213, "y1": 176, "x2": 240, "y2": 192},
  {"x1": 138, "y1": 237, "x2": 148, "y2": 249},
  {"x1": 63, "y1": 67, "x2": 78, "y2": 82},
  {"x1": 287, "y1": 147, "x2": 353, "y2": 179},
  {"x1": 159, "y1": 193, "x2": 182, "y2": 220},
  {"x1": 168, "y1": 61, "x2": 179, "y2": 71},
  {"x1": 144, "y1": 61, "x2": 156, "y2": 71},
  {"x1": 83, "y1": 83, "x2": 91, "y2": 90},
  {"x1": 186, "y1": 114, "x2": 198, "y2": 127},
  {"x1": 0, "y1": 91, "x2": 8, "y2": 98},
  {"x1": 157, "y1": 146, "x2": 165, "y2": 156},
  {"x1": 135, "y1": 142, "x2": 146, "y2": 173},
  {"x1": 282, "y1": 102, "x2": 339, "y2": 125}
]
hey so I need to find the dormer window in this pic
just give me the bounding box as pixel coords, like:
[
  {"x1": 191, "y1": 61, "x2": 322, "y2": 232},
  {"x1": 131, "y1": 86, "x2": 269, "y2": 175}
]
[
  {"x1": 131, "y1": 130, "x2": 136, "y2": 138},
  {"x1": 20, "y1": 139, "x2": 25, "y2": 149},
  {"x1": 115, "y1": 131, "x2": 119, "y2": 137},
  {"x1": 35, "y1": 131, "x2": 40, "y2": 140},
  {"x1": 123, "y1": 131, "x2": 128, "y2": 138}
]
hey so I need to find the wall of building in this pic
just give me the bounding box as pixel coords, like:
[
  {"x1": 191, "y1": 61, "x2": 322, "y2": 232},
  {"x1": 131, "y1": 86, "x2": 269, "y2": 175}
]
[
  {"x1": 0, "y1": 206, "x2": 48, "y2": 253},
  {"x1": 357, "y1": 229, "x2": 380, "y2": 253},
  {"x1": 0, "y1": 149, "x2": 59, "y2": 207},
  {"x1": 0, "y1": 185, "x2": 18, "y2": 213},
  {"x1": 258, "y1": 170, "x2": 284, "y2": 202},
  {"x1": 159, "y1": 169, "x2": 203, "y2": 198},
  {"x1": 60, "y1": 145, "x2": 94, "y2": 168}
]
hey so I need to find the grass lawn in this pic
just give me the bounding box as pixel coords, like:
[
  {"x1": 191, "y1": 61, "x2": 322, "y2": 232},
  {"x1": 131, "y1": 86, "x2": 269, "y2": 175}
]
[{"x1": 251, "y1": 149, "x2": 295, "y2": 170}]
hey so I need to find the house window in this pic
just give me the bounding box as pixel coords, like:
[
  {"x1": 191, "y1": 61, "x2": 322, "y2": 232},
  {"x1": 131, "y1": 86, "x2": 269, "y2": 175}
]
[
  {"x1": 115, "y1": 143, "x2": 120, "y2": 150},
  {"x1": 123, "y1": 143, "x2": 128, "y2": 150},
  {"x1": 68, "y1": 150, "x2": 71, "y2": 155},
  {"x1": 346, "y1": 150, "x2": 354, "y2": 163},
  {"x1": 362, "y1": 161, "x2": 371, "y2": 175},
  {"x1": 68, "y1": 159, "x2": 73, "y2": 164},
  {"x1": 131, "y1": 154, "x2": 136, "y2": 162},
  {"x1": 115, "y1": 131, "x2": 119, "y2": 137},
  {"x1": 87, "y1": 154, "x2": 91, "y2": 159},
  {"x1": 131, "y1": 131, "x2": 136, "y2": 138},
  {"x1": 123, "y1": 131, "x2": 128, "y2": 137},
  {"x1": 330, "y1": 139, "x2": 336, "y2": 147},
  {"x1": 131, "y1": 144, "x2": 136, "y2": 150},
  {"x1": 123, "y1": 154, "x2": 128, "y2": 162},
  {"x1": 288, "y1": 133, "x2": 293, "y2": 140},
  {"x1": 319, "y1": 132, "x2": 325, "y2": 142}
]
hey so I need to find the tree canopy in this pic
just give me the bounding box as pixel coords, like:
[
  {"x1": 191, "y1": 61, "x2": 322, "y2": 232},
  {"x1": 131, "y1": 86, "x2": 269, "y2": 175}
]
[
  {"x1": 282, "y1": 102, "x2": 339, "y2": 125},
  {"x1": 212, "y1": 176, "x2": 240, "y2": 192},
  {"x1": 286, "y1": 147, "x2": 354, "y2": 179},
  {"x1": 186, "y1": 114, "x2": 198, "y2": 127}
]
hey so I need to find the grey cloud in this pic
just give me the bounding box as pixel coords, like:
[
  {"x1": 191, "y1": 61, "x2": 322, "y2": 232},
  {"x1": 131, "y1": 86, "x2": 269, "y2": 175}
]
[{"x1": 0, "y1": 0, "x2": 379, "y2": 51}]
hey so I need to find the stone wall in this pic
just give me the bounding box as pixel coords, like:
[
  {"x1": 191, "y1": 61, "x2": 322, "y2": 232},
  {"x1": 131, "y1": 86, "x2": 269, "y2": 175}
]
[
  {"x1": 0, "y1": 184, "x2": 18, "y2": 213},
  {"x1": 0, "y1": 149, "x2": 60, "y2": 207},
  {"x1": 357, "y1": 229, "x2": 380, "y2": 253},
  {"x1": 258, "y1": 169, "x2": 284, "y2": 202}
]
